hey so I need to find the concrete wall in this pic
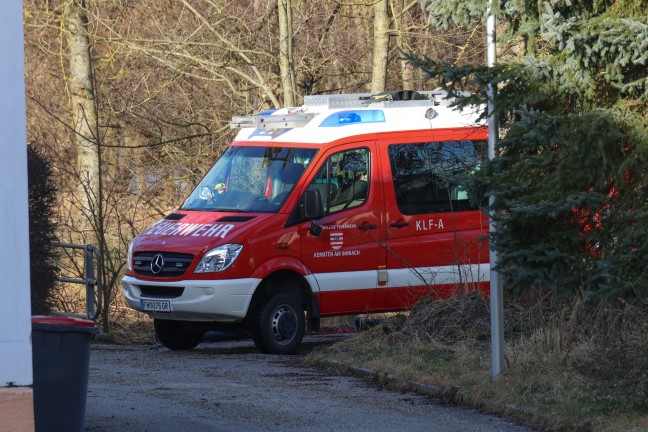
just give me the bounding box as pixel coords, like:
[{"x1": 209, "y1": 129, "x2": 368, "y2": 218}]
[{"x1": 0, "y1": 0, "x2": 36, "y2": 429}]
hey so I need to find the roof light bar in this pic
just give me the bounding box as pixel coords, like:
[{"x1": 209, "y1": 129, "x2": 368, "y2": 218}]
[{"x1": 319, "y1": 110, "x2": 385, "y2": 127}]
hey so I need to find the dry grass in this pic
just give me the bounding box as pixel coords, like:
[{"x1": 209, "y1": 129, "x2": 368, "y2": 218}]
[
  {"x1": 101, "y1": 306, "x2": 156, "y2": 344},
  {"x1": 306, "y1": 292, "x2": 648, "y2": 431},
  {"x1": 92, "y1": 296, "x2": 156, "y2": 344},
  {"x1": 51, "y1": 284, "x2": 156, "y2": 344}
]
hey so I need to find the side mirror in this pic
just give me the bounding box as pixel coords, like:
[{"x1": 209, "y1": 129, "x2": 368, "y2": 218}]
[
  {"x1": 303, "y1": 189, "x2": 324, "y2": 220},
  {"x1": 302, "y1": 189, "x2": 324, "y2": 236},
  {"x1": 309, "y1": 220, "x2": 323, "y2": 237}
]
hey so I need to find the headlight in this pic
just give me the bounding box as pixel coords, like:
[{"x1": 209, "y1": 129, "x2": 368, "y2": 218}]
[
  {"x1": 126, "y1": 241, "x2": 134, "y2": 271},
  {"x1": 194, "y1": 244, "x2": 243, "y2": 273}
]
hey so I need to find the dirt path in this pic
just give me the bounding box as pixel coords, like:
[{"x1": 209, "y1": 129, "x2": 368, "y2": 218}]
[{"x1": 85, "y1": 336, "x2": 532, "y2": 432}]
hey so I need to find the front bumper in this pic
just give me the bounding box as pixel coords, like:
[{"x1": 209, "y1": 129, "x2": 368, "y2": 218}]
[{"x1": 122, "y1": 275, "x2": 262, "y2": 322}]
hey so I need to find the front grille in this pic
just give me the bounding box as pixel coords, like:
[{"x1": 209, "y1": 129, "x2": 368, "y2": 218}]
[
  {"x1": 134, "y1": 252, "x2": 194, "y2": 277},
  {"x1": 140, "y1": 285, "x2": 184, "y2": 298}
]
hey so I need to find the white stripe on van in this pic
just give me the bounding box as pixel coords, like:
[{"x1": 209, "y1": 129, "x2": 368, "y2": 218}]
[
  {"x1": 312, "y1": 263, "x2": 490, "y2": 292},
  {"x1": 386, "y1": 263, "x2": 490, "y2": 288},
  {"x1": 313, "y1": 270, "x2": 377, "y2": 292}
]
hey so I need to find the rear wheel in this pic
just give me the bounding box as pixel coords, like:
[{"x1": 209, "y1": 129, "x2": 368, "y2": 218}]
[
  {"x1": 154, "y1": 319, "x2": 204, "y2": 350},
  {"x1": 252, "y1": 293, "x2": 305, "y2": 354}
]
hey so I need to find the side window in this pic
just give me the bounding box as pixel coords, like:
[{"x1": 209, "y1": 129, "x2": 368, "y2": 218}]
[
  {"x1": 388, "y1": 140, "x2": 485, "y2": 214},
  {"x1": 308, "y1": 148, "x2": 370, "y2": 214}
]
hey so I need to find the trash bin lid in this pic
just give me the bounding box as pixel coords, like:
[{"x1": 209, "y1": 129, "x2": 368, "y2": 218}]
[{"x1": 32, "y1": 315, "x2": 96, "y2": 327}]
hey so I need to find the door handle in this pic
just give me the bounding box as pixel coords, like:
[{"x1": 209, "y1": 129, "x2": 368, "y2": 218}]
[
  {"x1": 358, "y1": 224, "x2": 377, "y2": 231},
  {"x1": 390, "y1": 221, "x2": 409, "y2": 228}
]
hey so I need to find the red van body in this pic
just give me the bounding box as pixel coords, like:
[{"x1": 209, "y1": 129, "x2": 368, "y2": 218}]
[{"x1": 122, "y1": 91, "x2": 490, "y2": 353}]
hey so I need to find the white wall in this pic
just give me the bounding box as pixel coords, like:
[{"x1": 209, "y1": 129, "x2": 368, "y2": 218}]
[{"x1": 0, "y1": 0, "x2": 33, "y2": 387}]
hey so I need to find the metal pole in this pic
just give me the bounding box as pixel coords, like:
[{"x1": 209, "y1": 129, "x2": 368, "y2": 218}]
[
  {"x1": 487, "y1": 0, "x2": 505, "y2": 379},
  {"x1": 53, "y1": 242, "x2": 102, "y2": 320},
  {"x1": 84, "y1": 245, "x2": 96, "y2": 320}
]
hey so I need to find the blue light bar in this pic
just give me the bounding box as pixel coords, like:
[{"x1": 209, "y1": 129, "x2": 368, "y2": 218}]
[{"x1": 319, "y1": 110, "x2": 385, "y2": 127}]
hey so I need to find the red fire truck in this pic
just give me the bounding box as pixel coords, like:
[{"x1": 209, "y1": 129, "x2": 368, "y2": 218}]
[{"x1": 122, "y1": 90, "x2": 490, "y2": 354}]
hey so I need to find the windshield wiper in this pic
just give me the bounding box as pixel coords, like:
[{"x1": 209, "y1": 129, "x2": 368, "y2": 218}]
[
  {"x1": 179, "y1": 206, "x2": 253, "y2": 213},
  {"x1": 210, "y1": 208, "x2": 252, "y2": 213}
]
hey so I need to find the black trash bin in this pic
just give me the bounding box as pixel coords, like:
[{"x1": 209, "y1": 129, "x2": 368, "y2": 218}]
[{"x1": 32, "y1": 315, "x2": 99, "y2": 432}]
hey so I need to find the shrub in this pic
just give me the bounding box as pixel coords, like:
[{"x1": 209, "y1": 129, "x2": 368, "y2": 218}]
[{"x1": 28, "y1": 143, "x2": 59, "y2": 315}]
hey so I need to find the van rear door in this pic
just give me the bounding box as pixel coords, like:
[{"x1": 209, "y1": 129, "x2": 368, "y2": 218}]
[{"x1": 378, "y1": 130, "x2": 490, "y2": 309}]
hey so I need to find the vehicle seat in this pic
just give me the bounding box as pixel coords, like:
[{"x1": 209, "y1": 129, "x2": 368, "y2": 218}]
[
  {"x1": 308, "y1": 182, "x2": 338, "y2": 204},
  {"x1": 331, "y1": 178, "x2": 367, "y2": 208},
  {"x1": 272, "y1": 162, "x2": 304, "y2": 197}
]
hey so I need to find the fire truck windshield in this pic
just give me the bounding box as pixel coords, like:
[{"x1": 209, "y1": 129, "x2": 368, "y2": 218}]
[{"x1": 181, "y1": 146, "x2": 317, "y2": 213}]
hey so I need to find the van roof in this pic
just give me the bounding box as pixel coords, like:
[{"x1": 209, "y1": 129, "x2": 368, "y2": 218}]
[{"x1": 231, "y1": 90, "x2": 485, "y2": 144}]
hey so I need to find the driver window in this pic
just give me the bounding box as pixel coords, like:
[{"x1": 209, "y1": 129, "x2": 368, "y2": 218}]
[{"x1": 308, "y1": 148, "x2": 370, "y2": 214}]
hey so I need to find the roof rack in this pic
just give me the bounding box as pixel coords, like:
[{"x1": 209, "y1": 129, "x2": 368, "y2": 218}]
[
  {"x1": 230, "y1": 90, "x2": 451, "y2": 130},
  {"x1": 303, "y1": 90, "x2": 447, "y2": 110},
  {"x1": 231, "y1": 113, "x2": 316, "y2": 129}
]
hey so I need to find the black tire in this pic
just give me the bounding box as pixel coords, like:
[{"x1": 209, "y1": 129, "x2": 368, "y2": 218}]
[
  {"x1": 154, "y1": 319, "x2": 204, "y2": 350},
  {"x1": 252, "y1": 293, "x2": 305, "y2": 354}
]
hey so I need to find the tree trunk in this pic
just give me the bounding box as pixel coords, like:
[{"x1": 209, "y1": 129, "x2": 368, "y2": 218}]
[
  {"x1": 393, "y1": 0, "x2": 416, "y2": 90},
  {"x1": 370, "y1": 0, "x2": 390, "y2": 92},
  {"x1": 64, "y1": 0, "x2": 99, "y2": 236},
  {"x1": 64, "y1": 0, "x2": 108, "y2": 330},
  {"x1": 278, "y1": 0, "x2": 296, "y2": 106}
]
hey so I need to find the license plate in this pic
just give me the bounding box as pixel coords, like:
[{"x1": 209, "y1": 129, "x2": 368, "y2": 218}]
[{"x1": 140, "y1": 299, "x2": 172, "y2": 313}]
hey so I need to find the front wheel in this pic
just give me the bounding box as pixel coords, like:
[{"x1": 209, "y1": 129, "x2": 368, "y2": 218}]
[
  {"x1": 154, "y1": 319, "x2": 204, "y2": 350},
  {"x1": 252, "y1": 293, "x2": 305, "y2": 354}
]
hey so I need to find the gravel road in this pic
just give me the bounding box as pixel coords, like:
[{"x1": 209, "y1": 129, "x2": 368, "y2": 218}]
[{"x1": 85, "y1": 335, "x2": 532, "y2": 432}]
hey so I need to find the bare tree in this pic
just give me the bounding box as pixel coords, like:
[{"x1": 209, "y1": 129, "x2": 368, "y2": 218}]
[
  {"x1": 392, "y1": 0, "x2": 419, "y2": 89},
  {"x1": 63, "y1": 0, "x2": 100, "y2": 242},
  {"x1": 278, "y1": 0, "x2": 297, "y2": 106},
  {"x1": 370, "y1": 0, "x2": 390, "y2": 92}
]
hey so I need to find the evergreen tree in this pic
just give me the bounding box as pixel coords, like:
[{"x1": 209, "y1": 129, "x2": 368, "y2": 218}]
[
  {"x1": 28, "y1": 143, "x2": 59, "y2": 314},
  {"x1": 413, "y1": 0, "x2": 648, "y2": 298}
]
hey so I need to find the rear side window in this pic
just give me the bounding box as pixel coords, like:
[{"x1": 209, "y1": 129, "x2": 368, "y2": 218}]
[{"x1": 388, "y1": 141, "x2": 486, "y2": 214}]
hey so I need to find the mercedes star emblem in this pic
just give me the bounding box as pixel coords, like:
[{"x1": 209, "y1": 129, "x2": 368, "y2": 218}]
[{"x1": 150, "y1": 253, "x2": 165, "y2": 274}]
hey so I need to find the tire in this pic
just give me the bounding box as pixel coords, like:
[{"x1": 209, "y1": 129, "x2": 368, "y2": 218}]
[
  {"x1": 154, "y1": 319, "x2": 204, "y2": 350},
  {"x1": 252, "y1": 293, "x2": 305, "y2": 354}
]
